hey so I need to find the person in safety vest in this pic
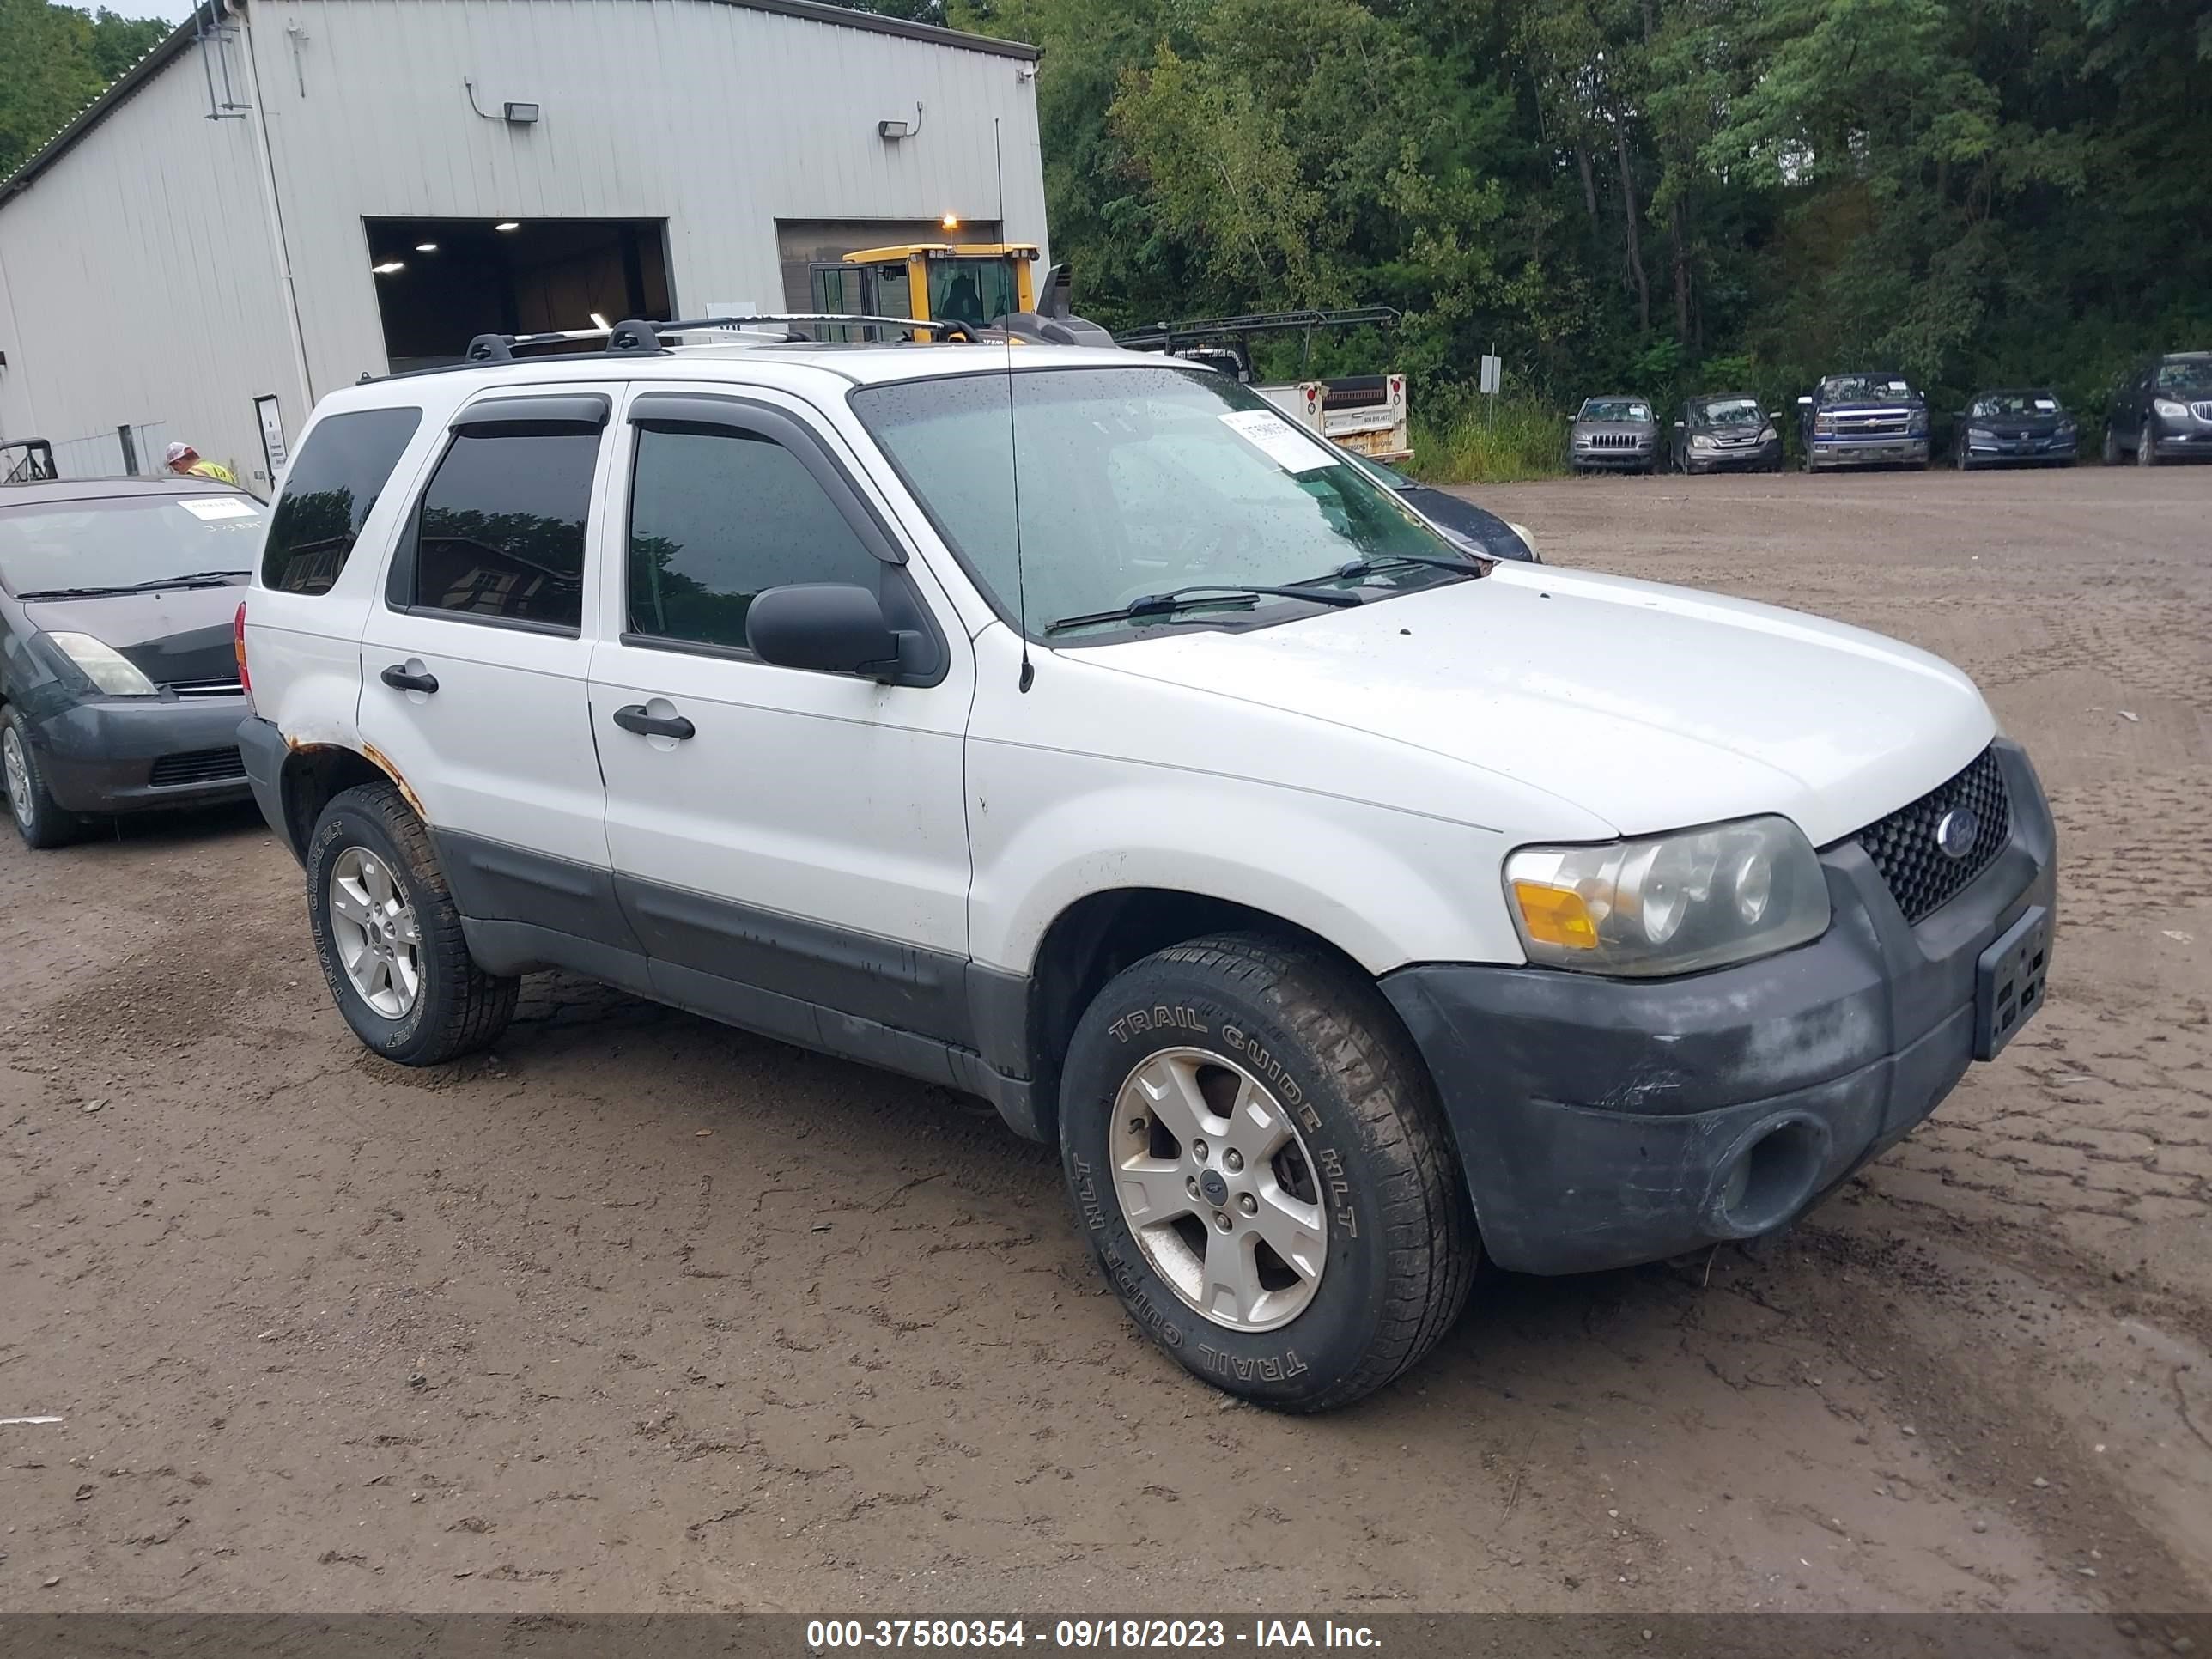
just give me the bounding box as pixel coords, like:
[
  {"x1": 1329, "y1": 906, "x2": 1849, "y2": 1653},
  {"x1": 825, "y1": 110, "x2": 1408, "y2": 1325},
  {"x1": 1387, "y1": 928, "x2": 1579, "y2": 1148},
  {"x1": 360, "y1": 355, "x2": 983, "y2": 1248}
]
[{"x1": 164, "y1": 442, "x2": 239, "y2": 486}]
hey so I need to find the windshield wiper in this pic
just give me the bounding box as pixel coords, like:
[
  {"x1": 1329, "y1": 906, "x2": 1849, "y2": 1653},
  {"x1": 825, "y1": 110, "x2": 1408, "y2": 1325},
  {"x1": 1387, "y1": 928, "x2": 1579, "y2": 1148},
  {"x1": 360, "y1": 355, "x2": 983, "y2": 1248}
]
[
  {"x1": 1295, "y1": 552, "x2": 1485, "y2": 588},
  {"x1": 1045, "y1": 583, "x2": 1363, "y2": 635},
  {"x1": 18, "y1": 569, "x2": 250, "y2": 600}
]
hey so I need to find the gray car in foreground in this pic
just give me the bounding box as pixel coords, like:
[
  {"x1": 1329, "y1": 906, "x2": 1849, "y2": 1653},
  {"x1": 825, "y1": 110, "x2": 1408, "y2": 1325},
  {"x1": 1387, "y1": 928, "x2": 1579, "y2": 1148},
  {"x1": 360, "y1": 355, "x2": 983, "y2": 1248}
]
[
  {"x1": 1569, "y1": 394, "x2": 1659, "y2": 473},
  {"x1": 0, "y1": 476, "x2": 265, "y2": 848}
]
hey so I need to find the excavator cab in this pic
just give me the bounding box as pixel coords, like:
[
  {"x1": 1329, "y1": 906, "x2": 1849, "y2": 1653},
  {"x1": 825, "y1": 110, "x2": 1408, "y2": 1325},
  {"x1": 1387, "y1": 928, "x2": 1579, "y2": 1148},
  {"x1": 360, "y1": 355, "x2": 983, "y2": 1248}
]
[{"x1": 810, "y1": 243, "x2": 1039, "y2": 340}]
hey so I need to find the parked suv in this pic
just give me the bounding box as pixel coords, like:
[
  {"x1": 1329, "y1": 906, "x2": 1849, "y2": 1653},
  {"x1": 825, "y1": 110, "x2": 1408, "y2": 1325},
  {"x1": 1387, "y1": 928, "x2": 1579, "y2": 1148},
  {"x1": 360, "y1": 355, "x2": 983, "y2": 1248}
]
[
  {"x1": 1668, "y1": 393, "x2": 1784, "y2": 473},
  {"x1": 239, "y1": 331, "x2": 2056, "y2": 1411},
  {"x1": 2103, "y1": 350, "x2": 2212, "y2": 465},
  {"x1": 1796, "y1": 372, "x2": 1930, "y2": 470},
  {"x1": 1567, "y1": 395, "x2": 1658, "y2": 473}
]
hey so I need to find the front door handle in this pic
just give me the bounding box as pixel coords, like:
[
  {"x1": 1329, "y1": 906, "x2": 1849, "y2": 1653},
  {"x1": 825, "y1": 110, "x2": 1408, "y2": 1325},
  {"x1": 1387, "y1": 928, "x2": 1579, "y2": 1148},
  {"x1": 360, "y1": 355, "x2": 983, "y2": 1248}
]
[
  {"x1": 380, "y1": 664, "x2": 439, "y2": 694},
  {"x1": 612, "y1": 703, "x2": 696, "y2": 741}
]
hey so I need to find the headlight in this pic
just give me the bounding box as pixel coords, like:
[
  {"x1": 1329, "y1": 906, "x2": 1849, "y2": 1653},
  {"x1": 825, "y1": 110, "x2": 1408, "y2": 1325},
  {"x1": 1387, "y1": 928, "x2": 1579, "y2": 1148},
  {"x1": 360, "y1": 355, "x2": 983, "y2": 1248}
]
[
  {"x1": 2154, "y1": 398, "x2": 2189, "y2": 419},
  {"x1": 1690, "y1": 434, "x2": 1717, "y2": 449},
  {"x1": 2056, "y1": 419, "x2": 2076, "y2": 435},
  {"x1": 1758, "y1": 425, "x2": 1777, "y2": 442},
  {"x1": 1967, "y1": 427, "x2": 1995, "y2": 441},
  {"x1": 40, "y1": 631, "x2": 158, "y2": 696},
  {"x1": 1504, "y1": 816, "x2": 1830, "y2": 976},
  {"x1": 1908, "y1": 412, "x2": 1929, "y2": 434}
]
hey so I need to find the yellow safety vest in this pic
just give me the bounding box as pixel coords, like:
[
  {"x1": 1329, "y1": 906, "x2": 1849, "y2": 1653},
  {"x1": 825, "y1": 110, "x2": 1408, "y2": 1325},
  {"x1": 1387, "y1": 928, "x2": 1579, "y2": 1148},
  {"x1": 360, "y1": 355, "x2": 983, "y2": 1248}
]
[{"x1": 187, "y1": 459, "x2": 240, "y2": 485}]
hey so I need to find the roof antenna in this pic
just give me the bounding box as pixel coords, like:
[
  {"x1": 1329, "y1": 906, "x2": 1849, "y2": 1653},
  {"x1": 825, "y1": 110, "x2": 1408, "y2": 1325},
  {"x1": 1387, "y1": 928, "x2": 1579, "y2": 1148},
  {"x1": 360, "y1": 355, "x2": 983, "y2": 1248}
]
[{"x1": 994, "y1": 118, "x2": 1034, "y2": 693}]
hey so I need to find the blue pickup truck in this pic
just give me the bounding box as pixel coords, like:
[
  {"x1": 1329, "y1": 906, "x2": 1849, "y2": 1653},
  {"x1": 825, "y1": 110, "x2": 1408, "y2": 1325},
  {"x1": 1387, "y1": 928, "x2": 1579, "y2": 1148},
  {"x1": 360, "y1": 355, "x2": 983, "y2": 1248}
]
[{"x1": 1796, "y1": 372, "x2": 1930, "y2": 471}]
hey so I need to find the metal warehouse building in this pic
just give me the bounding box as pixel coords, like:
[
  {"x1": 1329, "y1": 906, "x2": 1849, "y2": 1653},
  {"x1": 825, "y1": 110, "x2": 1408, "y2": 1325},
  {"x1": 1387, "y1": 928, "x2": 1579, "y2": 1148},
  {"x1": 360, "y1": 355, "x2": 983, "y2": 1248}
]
[{"x1": 0, "y1": 0, "x2": 1044, "y2": 488}]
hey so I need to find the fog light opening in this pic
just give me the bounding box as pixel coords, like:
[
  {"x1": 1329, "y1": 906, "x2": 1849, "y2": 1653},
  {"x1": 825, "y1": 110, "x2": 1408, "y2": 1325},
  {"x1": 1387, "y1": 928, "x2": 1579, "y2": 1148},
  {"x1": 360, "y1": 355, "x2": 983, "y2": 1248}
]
[{"x1": 1712, "y1": 1117, "x2": 1826, "y2": 1237}]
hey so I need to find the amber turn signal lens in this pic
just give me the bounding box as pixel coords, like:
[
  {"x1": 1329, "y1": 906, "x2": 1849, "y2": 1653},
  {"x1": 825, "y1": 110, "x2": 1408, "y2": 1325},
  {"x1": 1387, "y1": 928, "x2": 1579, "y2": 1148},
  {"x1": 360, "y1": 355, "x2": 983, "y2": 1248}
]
[{"x1": 1510, "y1": 880, "x2": 1599, "y2": 950}]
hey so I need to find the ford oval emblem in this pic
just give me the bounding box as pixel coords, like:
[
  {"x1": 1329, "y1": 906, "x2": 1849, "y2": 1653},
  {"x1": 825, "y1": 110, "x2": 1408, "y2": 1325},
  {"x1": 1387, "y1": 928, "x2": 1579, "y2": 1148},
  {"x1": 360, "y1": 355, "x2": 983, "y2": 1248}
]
[{"x1": 1935, "y1": 807, "x2": 1979, "y2": 860}]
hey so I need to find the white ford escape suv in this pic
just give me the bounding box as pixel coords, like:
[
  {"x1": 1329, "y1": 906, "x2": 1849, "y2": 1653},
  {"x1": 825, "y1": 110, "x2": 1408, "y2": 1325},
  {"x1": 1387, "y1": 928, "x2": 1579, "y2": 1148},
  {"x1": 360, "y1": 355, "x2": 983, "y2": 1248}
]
[{"x1": 238, "y1": 325, "x2": 2055, "y2": 1411}]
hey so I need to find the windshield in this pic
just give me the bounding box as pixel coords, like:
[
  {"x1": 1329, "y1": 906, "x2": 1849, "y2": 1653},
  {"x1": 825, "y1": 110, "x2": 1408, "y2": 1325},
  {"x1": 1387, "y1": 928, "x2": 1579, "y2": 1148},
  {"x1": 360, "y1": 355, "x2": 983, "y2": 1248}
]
[
  {"x1": 1969, "y1": 391, "x2": 2063, "y2": 418},
  {"x1": 2154, "y1": 359, "x2": 2212, "y2": 396},
  {"x1": 0, "y1": 494, "x2": 266, "y2": 597},
  {"x1": 852, "y1": 366, "x2": 1473, "y2": 639},
  {"x1": 928, "y1": 258, "x2": 1020, "y2": 330},
  {"x1": 1692, "y1": 397, "x2": 1763, "y2": 426},
  {"x1": 1820, "y1": 374, "x2": 1917, "y2": 404},
  {"x1": 1580, "y1": 398, "x2": 1650, "y2": 422}
]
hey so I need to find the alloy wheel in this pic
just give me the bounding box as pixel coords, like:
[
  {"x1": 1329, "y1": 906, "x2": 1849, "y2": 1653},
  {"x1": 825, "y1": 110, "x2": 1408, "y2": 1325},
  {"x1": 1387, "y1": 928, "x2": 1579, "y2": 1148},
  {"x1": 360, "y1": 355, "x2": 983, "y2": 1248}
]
[
  {"x1": 1109, "y1": 1047, "x2": 1328, "y2": 1332},
  {"x1": 328, "y1": 846, "x2": 423, "y2": 1018},
  {"x1": 3, "y1": 727, "x2": 32, "y2": 830}
]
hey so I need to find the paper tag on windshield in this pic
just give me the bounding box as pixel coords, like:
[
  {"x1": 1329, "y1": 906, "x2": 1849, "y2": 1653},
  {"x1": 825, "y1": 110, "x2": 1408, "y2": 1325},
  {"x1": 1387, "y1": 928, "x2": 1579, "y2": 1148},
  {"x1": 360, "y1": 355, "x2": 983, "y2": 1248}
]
[
  {"x1": 179, "y1": 496, "x2": 258, "y2": 521},
  {"x1": 1887, "y1": 380, "x2": 1909, "y2": 394},
  {"x1": 2034, "y1": 398, "x2": 2057, "y2": 410},
  {"x1": 1219, "y1": 410, "x2": 1339, "y2": 474}
]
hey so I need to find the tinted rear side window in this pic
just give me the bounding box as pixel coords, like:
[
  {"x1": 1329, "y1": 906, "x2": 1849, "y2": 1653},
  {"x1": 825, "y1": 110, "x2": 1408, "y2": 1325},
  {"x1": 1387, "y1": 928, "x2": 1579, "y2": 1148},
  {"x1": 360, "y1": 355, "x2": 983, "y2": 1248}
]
[
  {"x1": 399, "y1": 429, "x2": 598, "y2": 630},
  {"x1": 260, "y1": 407, "x2": 422, "y2": 594}
]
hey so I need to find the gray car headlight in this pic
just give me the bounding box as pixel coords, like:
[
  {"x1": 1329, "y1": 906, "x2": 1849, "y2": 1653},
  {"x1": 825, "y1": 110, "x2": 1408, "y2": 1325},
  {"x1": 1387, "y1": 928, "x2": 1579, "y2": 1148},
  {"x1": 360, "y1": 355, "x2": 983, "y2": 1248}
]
[
  {"x1": 40, "y1": 631, "x2": 159, "y2": 696},
  {"x1": 1691, "y1": 434, "x2": 1717, "y2": 449},
  {"x1": 1967, "y1": 427, "x2": 1995, "y2": 441},
  {"x1": 1504, "y1": 816, "x2": 1830, "y2": 975},
  {"x1": 1758, "y1": 425, "x2": 1778, "y2": 442}
]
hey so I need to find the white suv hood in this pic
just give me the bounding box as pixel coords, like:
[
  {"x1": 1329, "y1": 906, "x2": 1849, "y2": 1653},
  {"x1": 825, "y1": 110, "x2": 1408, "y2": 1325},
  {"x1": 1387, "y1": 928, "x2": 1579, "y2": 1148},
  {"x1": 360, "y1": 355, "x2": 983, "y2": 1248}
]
[{"x1": 1073, "y1": 563, "x2": 1994, "y2": 846}]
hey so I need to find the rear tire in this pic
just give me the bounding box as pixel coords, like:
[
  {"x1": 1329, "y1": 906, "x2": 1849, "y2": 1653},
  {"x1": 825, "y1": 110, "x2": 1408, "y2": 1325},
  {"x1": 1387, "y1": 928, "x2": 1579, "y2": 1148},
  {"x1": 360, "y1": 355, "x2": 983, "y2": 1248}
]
[
  {"x1": 306, "y1": 781, "x2": 516, "y2": 1066},
  {"x1": 1058, "y1": 933, "x2": 1474, "y2": 1412},
  {"x1": 2, "y1": 708, "x2": 81, "y2": 850}
]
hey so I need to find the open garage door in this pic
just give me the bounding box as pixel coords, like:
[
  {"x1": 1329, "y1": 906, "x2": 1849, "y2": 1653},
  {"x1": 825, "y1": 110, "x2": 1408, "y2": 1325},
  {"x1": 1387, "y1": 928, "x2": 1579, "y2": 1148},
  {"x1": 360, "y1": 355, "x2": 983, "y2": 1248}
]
[{"x1": 366, "y1": 218, "x2": 672, "y2": 372}]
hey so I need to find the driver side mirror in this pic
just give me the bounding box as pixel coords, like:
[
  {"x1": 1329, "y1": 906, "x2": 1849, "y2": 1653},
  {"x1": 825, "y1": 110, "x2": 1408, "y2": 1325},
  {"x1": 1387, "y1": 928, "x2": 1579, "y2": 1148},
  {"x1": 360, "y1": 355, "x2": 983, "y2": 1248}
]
[
  {"x1": 1672, "y1": 419, "x2": 1685, "y2": 428},
  {"x1": 747, "y1": 583, "x2": 919, "y2": 684},
  {"x1": 1766, "y1": 410, "x2": 1783, "y2": 421},
  {"x1": 1796, "y1": 395, "x2": 1814, "y2": 407}
]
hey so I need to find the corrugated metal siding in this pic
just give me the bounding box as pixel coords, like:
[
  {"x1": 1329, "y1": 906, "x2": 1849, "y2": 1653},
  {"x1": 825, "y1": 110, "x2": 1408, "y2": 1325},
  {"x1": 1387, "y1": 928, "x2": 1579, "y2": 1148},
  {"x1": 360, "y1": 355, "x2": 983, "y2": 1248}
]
[
  {"x1": 0, "y1": 31, "x2": 299, "y2": 487},
  {"x1": 258, "y1": 0, "x2": 1047, "y2": 389},
  {"x1": 0, "y1": 0, "x2": 1045, "y2": 480}
]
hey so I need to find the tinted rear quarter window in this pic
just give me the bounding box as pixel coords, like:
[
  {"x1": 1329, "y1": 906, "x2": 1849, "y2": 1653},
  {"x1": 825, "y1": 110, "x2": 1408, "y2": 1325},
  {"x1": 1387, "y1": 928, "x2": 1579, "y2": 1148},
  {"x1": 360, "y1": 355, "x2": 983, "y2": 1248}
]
[{"x1": 260, "y1": 407, "x2": 423, "y2": 594}]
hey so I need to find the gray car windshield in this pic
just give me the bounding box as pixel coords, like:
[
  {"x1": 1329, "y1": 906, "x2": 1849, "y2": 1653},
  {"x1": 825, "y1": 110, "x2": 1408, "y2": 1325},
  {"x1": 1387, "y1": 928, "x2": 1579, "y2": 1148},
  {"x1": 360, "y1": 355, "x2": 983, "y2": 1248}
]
[
  {"x1": 1693, "y1": 398, "x2": 1762, "y2": 426},
  {"x1": 852, "y1": 366, "x2": 1474, "y2": 639},
  {"x1": 1581, "y1": 398, "x2": 1650, "y2": 422},
  {"x1": 2154, "y1": 361, "x2": 2212, "y2": 396},
  {"x1": 0, "y1": 495, "x2": 268, "y2": 597}
]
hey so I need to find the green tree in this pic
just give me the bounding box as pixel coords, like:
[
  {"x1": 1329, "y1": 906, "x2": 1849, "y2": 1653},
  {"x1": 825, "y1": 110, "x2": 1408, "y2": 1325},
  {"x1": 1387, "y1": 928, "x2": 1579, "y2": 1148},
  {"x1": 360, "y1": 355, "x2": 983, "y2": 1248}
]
[{"x1": 0, "y1": 0, "x2": 169, "y2": 180}]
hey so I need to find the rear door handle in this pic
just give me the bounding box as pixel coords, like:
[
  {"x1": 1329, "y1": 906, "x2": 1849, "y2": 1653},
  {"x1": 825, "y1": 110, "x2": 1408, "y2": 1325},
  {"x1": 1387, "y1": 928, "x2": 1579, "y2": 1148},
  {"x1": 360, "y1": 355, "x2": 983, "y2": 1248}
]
[
  {"x1": 380, "y1": 664, "x2": 439, "y2": 694},
  {"x1": 612, "y1": 704, "x2": 696, "y2": 741}
]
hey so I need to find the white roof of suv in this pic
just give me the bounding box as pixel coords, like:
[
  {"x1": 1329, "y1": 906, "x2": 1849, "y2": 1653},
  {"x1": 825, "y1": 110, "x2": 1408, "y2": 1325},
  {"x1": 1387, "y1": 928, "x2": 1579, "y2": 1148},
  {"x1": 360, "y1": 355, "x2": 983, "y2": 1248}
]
[{"x1": 320, "y1": 341, "x2": 1146, "y2": 419}]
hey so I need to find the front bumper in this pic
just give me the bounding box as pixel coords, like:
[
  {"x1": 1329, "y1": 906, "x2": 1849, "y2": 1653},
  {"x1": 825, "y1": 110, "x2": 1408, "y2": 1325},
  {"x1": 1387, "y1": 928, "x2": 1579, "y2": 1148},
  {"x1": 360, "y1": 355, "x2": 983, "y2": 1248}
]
[
  {"x1": 1963, "y1": 434, "x2": 2077, "y2": 463},
  {"x1": 1574, "y1": 447, "x2": 1655, "y2": 471},
  {"x1": 1382, "y1": 740, "x2": 2056, "y2": 1275},
  {"x1": 1686, "y1": 438, "x2": 1782, "y2": 471},
  {"x1": 2148, "y1": 417, "x2": 2212, "y2": 457},
  {"x1": 27, "y1": 694, "x2": 252, "y2": 814},
  {"x1": 1809, "y1": 436, "x2": 1929, "y2": 468}
]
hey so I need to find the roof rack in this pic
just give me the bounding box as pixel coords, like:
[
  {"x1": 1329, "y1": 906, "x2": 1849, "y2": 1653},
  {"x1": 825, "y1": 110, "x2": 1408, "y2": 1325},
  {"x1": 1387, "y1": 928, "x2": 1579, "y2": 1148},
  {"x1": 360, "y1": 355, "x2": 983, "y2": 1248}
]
[
  {"x1": 457, "y1": 313, "x2": 954, "y2": 364},
  {"x1": 1114, "y1": 307, "x2": 1401, "y2": 354},
  {"x1": 362, "y1": 309, "x2": 1105, "y2": 386}
]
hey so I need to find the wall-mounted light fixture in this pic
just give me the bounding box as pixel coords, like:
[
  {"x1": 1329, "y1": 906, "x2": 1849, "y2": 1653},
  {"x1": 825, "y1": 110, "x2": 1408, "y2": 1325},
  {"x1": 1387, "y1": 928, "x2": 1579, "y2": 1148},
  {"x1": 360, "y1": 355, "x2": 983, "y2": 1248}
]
[
  {"x1": 494, "y1": 221, "x2": 520, "y2": 233},
  {"x1": 371, "y1": 261, "x2": 405, "y2": 276},
  {"x1": 465, "y1": 78, "x2": 539, "y2": 126},
  {"x1": 878, "y1": 100, "x2": 923, "y2": 141},
  {"x1": 415, "y1": 241, "x2": 439, "y2": 252}
]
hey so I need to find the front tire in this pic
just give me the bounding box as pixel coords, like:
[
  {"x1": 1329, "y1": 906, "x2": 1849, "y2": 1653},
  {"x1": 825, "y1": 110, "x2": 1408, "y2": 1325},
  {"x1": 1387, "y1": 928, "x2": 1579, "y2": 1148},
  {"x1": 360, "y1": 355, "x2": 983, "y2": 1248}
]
[
  {"x1": 306, "y1": 781, "x2": 516, "y2": 1066},
  {"x1": 2102, "y1": 423, "x2": 2121, "y2": 465},
  {"x1": 2, "y1": 708, "x2": 81, "y2": 849},
  {"x1": 2138, "y1": 425, "x2": 2158, "y2": 466},
  {"x1": 1058, "y1": 933, "x2": 1474, "y2": 1412}
]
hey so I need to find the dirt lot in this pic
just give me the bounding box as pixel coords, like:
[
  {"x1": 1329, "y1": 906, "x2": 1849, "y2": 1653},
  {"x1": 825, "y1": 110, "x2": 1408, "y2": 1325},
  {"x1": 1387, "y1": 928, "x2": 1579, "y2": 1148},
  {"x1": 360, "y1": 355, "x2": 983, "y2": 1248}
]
[{"x1": 3, "y1": 465, "x2": 2208, "y2": 1616}]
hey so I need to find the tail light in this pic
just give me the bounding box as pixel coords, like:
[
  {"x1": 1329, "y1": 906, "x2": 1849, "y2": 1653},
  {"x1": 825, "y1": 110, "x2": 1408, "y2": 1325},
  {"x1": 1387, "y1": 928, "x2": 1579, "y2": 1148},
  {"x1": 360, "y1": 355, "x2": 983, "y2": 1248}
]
[{"x1": 233, "y1": 600, "x2": 252, "y2": 707}]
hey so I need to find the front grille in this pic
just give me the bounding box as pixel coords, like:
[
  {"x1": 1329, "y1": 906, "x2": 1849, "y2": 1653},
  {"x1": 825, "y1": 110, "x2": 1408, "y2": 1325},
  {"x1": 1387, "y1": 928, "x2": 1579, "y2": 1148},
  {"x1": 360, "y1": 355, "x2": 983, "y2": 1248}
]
[
  {"x1": 1588, "y1": 433, "x2": 1643, "y2": 449},
  {"x1": 164, "y1": 678, "x2": 246, "y2": 700},
  {"x1": 1834, "y1": 412, "x2": 1911, "y2": 437},
  {"x1": 1849, "y1": 746, "x2": 2011, "y2": 923},
  {"x1": 149, "y1": 747, "x2": 246, "y2": 787},
  {"x1": 2192, "y1": 401, "x2": 2212, "y2": 422}
]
